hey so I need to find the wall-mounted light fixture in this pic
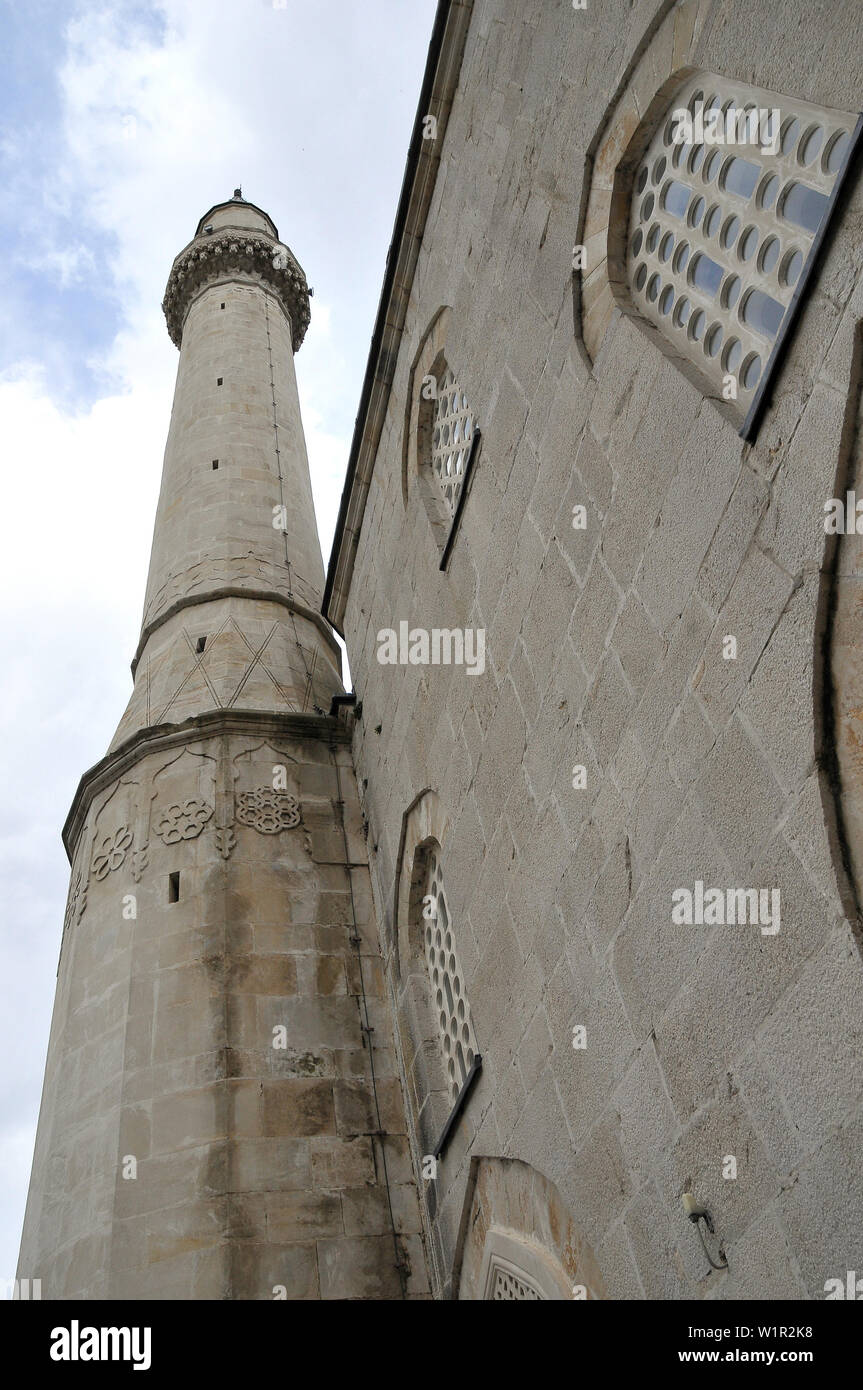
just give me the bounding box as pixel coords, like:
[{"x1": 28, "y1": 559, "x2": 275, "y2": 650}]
[{"x1": 682, "y1": 1192, "x2": 728, "y2": 1272}]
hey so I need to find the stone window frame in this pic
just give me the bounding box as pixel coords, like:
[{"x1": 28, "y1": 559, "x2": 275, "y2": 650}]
[
  {"x1": 575, "y1": 0, "x2": 859, "y2": 435},
  {"x1": 403, "y1": 307, "x2": 481, "y2": 568}
]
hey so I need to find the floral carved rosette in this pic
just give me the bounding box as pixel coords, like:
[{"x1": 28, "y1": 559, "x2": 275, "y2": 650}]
[
  {"x1": 92, "y1": 826, "x2": 133, "y2": 881},
  {"x1": 153, "y1": 798, "x2": 213, "y2": 845},
  {"x1": 236, "y1": 787, "x2": 301, "y2": 835}
]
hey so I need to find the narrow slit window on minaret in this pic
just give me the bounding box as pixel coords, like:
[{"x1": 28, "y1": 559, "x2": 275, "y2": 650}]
[
  {"x1": 220, "y1": 302, "x2": 225, "y2": 309},
  {"x1": 168, "y1": 872, "x2": 180, "y2": 904},
  {"x1": 195, "y1": 636, "x2": 207, "y2": 653},
  {"x1": 217, "y1": 377, "x2": 223, "y2": 385},
  {"x1": 212, "y1": 459, "x2": 219, "y2": 470}
]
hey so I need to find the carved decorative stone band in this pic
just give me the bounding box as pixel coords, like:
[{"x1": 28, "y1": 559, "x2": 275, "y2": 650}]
[{"x1": 162, "y1": 233, "x2": 311, "y2": 351}]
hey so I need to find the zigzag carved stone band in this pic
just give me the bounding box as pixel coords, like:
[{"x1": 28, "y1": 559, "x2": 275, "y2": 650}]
[{"x1": 162, "y1": 233, "x2": 311, "y2": 351}]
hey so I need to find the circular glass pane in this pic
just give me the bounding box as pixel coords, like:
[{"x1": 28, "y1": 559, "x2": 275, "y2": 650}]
[
  {"x1": 704, "y1": 204, "x2": 721, "y2": 238},
  {"x1": 635, "y1": 262, "x2": 647, "y2": 291},
  {"x1": 705, "y1": 323, "x2": 723, "y2": 357},
  {"x1": 689, "y1": 144, "x2": 705, "y2": 174},
  {"x1": 799, "y1": 125, "x2": 824, "y2": 166},
  {"x1": 646, "y1": 273, "x2": 660, "y2": 302},
  {"x1": 759, "y1": 235, "x2": 780, "y2": 273},
  {"x1": 758, "y1": 174, "x2": 779, "y2": 210},
  {"x1": 640, "y1": 193, "x2": 654, "y2": 221},
  {"x1": 688, "y1": 195, "x2": 706, "y2": 227},
  {"x1": 738, "y1": 226, "x2": 758, "y2": 261},
  {"x1": 689, "y1": 308, "x2": 706, "y2": 341},
  {"x1": 780, "y1": 117, "x2": 800, "y2": 155},
  {"x1": 742, "y1": 353, "x2": 762, "y2": 390},
  {"x1": 673, "y1": 295, "x2": 691, "y2": 327},
  {"x1": 652, "y1": 155, "x2": 667, "y2": 184},
  {"x1": 659, "y1": 232, "x2": 674, "y2": 262},
  {"x1": 673, "y1": 240, "x2": 690, "y2": 272},
  {"x1": 721, "y1": 214, "x2": 741, "y2": 249},
  {"x1": 723, "y1": 338, "x2": 742, "y2": 372},
  {"x1": 824, "y1": 129, "x2": 851, "y2": 175},
  {"x1": 703, "y1": 150, "x2": 721, "y2": 183},
  {"x1": 659, "y1": 285, "x2": 674, "y2": 315},
  {"x1": 646, "y1": 222, "x2": 660, "y2": 252},
  {"x1": 781, "y1": 249, "x2": 804, "y2": 286},
  {"x1": 722, "y1": 273, "x2": 741, "y2": 310}
]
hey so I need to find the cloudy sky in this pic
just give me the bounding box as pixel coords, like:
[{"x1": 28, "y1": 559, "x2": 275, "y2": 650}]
[{"x1": 0, "y1": 0, "x2": 437, "y2": 1284}]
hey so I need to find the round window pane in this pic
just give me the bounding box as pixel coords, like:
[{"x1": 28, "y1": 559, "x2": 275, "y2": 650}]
[
  {"x1": 688, "y1": 195, "x2": 706, "y2": 227},
  {"x1": 703, "y1": 150, "x2": 721, "y2": 183},
  {"x1": 635, "y1": 262, "x2": 647, "y2": 291},
  {"x1": 781, "y1": 249, "x2": 804, "y2": 286},
  {"x1": 673, "y1": 241, "x2": 690, "y2": 273},
  {"x1": 689, "y1": 308, "x2": 706, "y2": 341},
  {"x1": 739, "y1": 226, "x2": 758, "y2": 261},
  {"x1": 659, "y1": 232, "x2": 674, "y2": 262},
  {"x1": 759, "y1": 235, "x2": 780, "y2": 273},
  {"x1": 673, "y1": 295, "x2": 691, "y2": 328},
  {"x1": 646, "y1": 222, "x2": 660, "y2": 252},
  {"x1": 689, "y1": 144, "x2": 705, "y2": 174},
  {"x1": 704, "y1": 204, "x2": 721, "y2": 238},
  {"x1": 799, "y1": 125, "x2": 824, "y2": 166},
  {"x1": 652, "y1": 155, "x2": 667, "y2": 184},
  {"x1": 722, "y1": 274, "x2": 741, "y2": 310},
  {"x1": 705, "y1": 323, "x2": 723, "y2": 357},
  {"x1": 758, "y1": 174, "x2": 779, "y2": 210},
  {"x1": 659, "y1": 285, "x2": 674, "y2": 315},
  {"x1": 721, "y1": 214, "x2": 740, "y2": 249},
  {"x1": 723, "y1": 338, "x2": 742, "y2": 372},
  {"x1": 742, "y1": 353, "x2": 762, "y2": 390},
  {"x1": 646, "y1": 273, "x2": 660, "y2": 302},
  {"x1": 640, "y1": 193, "x2": 654, "y2": 221},
  {"x1": 824, "y1": 129, "x2": 851, "y2": 175},
  {"x1": 780, "y1": 117, "x2": 800, "y2": 155}
]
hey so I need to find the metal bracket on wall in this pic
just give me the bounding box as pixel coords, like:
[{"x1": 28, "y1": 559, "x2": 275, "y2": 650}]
[
  {"x1": 432, "y1": 1054, "x2": 483, "y2": 1160},
  {"x1": 440, "y1": 428, "x2": 482, "y2": 572}
]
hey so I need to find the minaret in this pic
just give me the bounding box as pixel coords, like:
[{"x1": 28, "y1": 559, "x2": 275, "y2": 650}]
[
  {"x1": 114, "y1": 187, "x2": 342, "y2": 742},
  {"x1": 17, "y1": 194, "x2": 420, "y2": 1300}
]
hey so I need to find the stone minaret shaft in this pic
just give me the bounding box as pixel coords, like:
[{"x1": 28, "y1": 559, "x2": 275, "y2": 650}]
[
  {"x1": 113, "y1": 193, "x2": 342, "y2": 746},
  {"x1": 17, "y1": 195, "x2": 421, "y2": 1301}
]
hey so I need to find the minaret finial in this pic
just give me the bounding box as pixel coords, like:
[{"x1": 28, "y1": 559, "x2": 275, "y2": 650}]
[{"x1": 232, "y1": 186, "x2": 243, "y2": 200}]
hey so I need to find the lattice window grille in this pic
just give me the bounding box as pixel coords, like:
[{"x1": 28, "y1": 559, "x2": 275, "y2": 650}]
[
  {"x1": 424, "y1": 848, "x2": 478, "y2": 1101},
  {"x1": 431, "y1": 368, "x2": 474, "y2": 519},
  {"x1": 627, "y1": 76, "x2": 856, "y2": 406},
  {"x1": 491, "y1": 1266, "x2": 545, "y2": 1300}
]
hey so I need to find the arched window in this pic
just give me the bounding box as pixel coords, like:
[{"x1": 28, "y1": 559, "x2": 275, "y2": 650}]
[
  {"x1": 422, "y1": 844, "x2": 478, "y2": 1103},
  {"x1": 404, "y1": 308, "x2": 480, "y2": 564},
  {"x1": 624, "y1": 75, "x2": 856, "y2": 416}
]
